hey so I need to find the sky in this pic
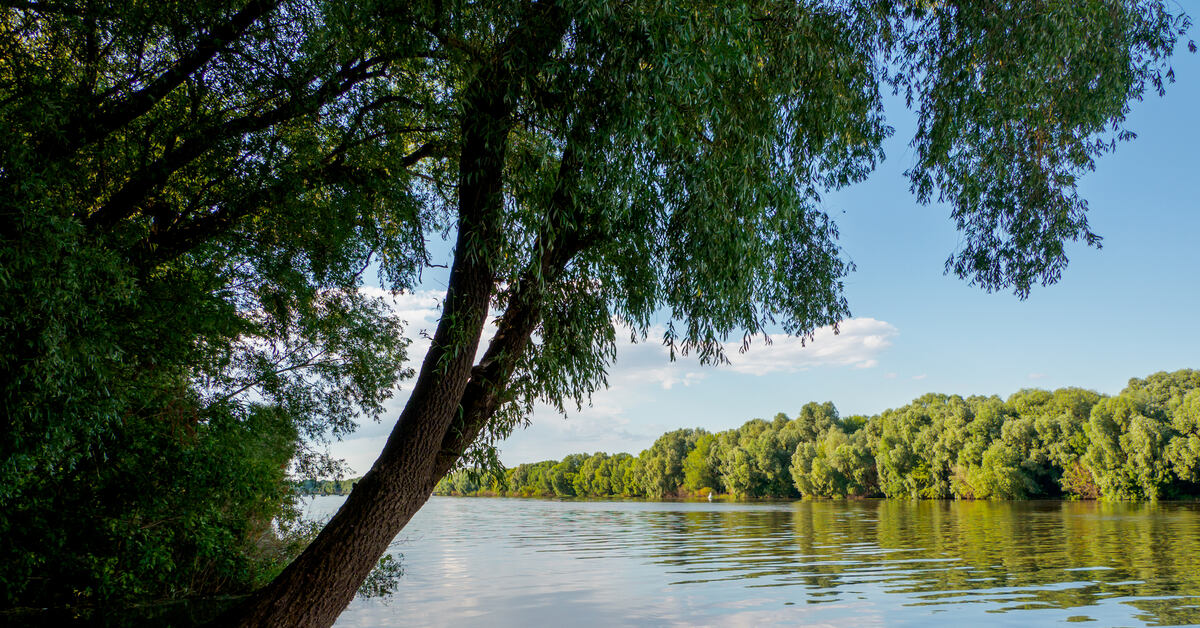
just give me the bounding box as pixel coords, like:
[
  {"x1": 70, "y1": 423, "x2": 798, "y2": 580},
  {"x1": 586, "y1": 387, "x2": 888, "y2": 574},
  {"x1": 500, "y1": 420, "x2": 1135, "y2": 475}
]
[{"x1": 329, "y1": 44, "x2": 1200, "y2": 475}]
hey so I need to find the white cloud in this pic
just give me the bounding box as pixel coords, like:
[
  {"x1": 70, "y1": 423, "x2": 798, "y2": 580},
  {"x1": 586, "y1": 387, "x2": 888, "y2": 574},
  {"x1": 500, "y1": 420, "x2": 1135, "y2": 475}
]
[
  {"x1": 360, "y1": 286, "x2": 443, "y2": 326},
  {"x1": 360, "y1": 288, "x2": 898, "y2": 384},
  {"x1": 501, "y1": 317, "x2": 898, "y2": 461},
  {"x1": 1028, "y1": 372, "x2": 1047, "y2": 380},
  {"x1": 597, "y1": 317, "x2": 899, "y2": 390},
  {"x1": 884, "y1": 372, "x2": 898, "y2": 379},
  {"x1": 642, "y1": 367, "x2": 707, "y2": 390},
  {"x1": 360, "y1": 300, "x2": 897, "y2": 402},
  {"x1": 912, "y1": 374, "x2": 928, "y2": 381},
  {"x1": 722, "y1": 318, "x2": 898, "y2": 375}
]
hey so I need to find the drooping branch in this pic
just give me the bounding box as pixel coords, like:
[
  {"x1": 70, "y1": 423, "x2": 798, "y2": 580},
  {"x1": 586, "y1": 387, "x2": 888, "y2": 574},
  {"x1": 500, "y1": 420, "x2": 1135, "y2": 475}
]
[
  {"x1": 431, "y1": 121, "x2": 609, "y2": 479},
  {"x1": 214, "y1": 348, "x2": 332, "y2": 405},
  {"x1": 429, "y1": 228, "x2": 591, "y2": 480},
  {"x1": 428, "y1": 57, "x2": 629, "y2": 477}
]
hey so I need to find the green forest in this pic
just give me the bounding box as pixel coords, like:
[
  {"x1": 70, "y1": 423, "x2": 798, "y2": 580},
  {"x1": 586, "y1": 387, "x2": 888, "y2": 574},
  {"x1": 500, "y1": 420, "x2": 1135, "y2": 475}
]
[{"x1": 435, "y1": 369, "x2": 1200, "y2": 501}]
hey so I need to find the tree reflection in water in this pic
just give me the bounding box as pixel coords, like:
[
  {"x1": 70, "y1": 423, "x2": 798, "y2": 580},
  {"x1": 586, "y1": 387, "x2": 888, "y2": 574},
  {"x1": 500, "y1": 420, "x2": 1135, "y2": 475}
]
[
  {"x1": 627, "y1": 500, "x2": 1200, "y2": 625},
  {"x1": 324, "y1": 497, "x2": 1200, "y2": 627}
]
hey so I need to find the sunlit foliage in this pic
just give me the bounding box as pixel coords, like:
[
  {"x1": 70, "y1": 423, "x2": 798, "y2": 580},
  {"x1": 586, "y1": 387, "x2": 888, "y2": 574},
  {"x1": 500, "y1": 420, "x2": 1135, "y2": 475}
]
[{"x1": 437, "y1": 370, "x2": 1200, "y2": 502}]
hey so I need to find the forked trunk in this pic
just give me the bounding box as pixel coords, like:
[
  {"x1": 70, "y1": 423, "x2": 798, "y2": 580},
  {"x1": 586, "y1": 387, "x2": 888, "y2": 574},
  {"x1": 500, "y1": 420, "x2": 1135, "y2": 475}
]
[
  {"x1": 223, "y1": 82, "x2": 505, "y2": 628},
  {"x1": 220, "y1": 6, "x2": 571, "y2": 625},
  {"x1": 224, "y1": 217, "x2": 496, "y2": 626}
]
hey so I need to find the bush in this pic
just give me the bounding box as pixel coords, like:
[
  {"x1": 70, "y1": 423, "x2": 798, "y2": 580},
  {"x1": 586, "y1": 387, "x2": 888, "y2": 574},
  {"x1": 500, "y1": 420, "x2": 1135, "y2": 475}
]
[{"x1": 0, "y1": 400, "x2": 304, "y2": 608}]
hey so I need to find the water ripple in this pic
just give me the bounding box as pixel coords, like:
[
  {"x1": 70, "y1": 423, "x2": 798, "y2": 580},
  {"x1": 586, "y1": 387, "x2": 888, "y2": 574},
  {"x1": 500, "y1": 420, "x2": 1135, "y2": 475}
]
[{"x1": 304, "y1": 497, "x2": 1200, "y2": 627}]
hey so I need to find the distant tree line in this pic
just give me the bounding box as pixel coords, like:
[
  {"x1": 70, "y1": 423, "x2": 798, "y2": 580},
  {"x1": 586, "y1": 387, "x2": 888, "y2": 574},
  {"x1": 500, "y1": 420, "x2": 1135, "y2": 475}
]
[
  {"x1": 298, "y1": 478, "x2": 363, "y2": 496},
  {"x1": 435, "y1": 370, "x2": 1200, "y2": 501}
]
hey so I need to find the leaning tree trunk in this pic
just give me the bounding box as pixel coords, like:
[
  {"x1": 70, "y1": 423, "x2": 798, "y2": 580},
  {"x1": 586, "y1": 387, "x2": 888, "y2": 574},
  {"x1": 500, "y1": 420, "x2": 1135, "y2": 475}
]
[
  {"x1": 220, "y1": 6, "x2": 570, "y2": 627},
  {"x1": 223, "y1": 118, "x2": 500, "y2": 628}
]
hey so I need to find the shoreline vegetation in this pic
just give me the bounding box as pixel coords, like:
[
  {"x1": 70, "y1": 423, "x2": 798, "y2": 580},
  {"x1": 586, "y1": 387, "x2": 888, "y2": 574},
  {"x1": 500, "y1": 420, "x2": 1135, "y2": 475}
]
[
  {"x1": 298, "y1": 478, "x2": 361, "y2": 496},
  {"x1": 428, "y1": 370, "x2": 1200, "y2": 502}
]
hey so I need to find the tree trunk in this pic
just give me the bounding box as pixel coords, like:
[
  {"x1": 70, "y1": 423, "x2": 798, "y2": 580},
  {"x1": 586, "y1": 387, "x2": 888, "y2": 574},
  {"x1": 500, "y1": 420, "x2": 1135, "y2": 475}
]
[
  {"x1": 222, "y1": 136, "x2": 498, "y2": 628},
  {"x1": 219, "y1": 5, "x2": 569, "y2": 627}
]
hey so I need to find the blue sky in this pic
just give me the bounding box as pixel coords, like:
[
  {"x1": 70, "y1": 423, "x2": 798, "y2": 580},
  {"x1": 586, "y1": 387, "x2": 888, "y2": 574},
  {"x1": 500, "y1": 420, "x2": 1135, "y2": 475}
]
[{"x1": 331, "y1": 44, "x2": 1200, "y2": 473}]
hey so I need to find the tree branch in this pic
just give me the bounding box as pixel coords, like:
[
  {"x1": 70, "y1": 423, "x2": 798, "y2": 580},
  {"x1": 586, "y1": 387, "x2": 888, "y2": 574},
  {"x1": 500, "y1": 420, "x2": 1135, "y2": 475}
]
[
  {"x1": 128, "y1": 161, "x2": 393, "y2": 271},
  {"x1": 85, "y1": 56, "x2": 391, "y2": 232},
  {"x1": 430, "y1": 125, "x2": 606, "y2": 479},
  {"x1": 215, "y1": 349, "x2": 333, "y2": 405},
  {"x1": 43, "y1": 0, "x2": 282, "y2": 159},
  {"x1": 429, "y1": 49, "x2": 627, "y2": 478},
  {"x1": 399, "y1": 140, "x2": 444, "y2": 168}
]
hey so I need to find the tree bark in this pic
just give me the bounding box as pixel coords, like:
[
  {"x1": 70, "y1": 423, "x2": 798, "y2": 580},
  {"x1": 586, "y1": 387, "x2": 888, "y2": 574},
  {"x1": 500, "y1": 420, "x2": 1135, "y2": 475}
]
[{"x1": 220, "y1": 4, "x2": 569, "y2": 626}]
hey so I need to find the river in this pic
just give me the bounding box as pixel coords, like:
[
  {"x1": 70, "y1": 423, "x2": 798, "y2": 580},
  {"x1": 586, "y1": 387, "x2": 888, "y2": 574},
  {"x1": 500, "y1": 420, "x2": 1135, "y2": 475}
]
[{"x1": 305, "y1": 496, "x2": 1200, "y2": 627}]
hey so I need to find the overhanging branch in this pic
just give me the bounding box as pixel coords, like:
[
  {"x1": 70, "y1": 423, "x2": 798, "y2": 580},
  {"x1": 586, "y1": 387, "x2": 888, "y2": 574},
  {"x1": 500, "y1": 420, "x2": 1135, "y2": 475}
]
[
  {"x1": 41, "y1": 0, "x2": 283, "y2": 160},
  {"x1": 85, "y1": 56, "x2": 394, "y2": 233}
]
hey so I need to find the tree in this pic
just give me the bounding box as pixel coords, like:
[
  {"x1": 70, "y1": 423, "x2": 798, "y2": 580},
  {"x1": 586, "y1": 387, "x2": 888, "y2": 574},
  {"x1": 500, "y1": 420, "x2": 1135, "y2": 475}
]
[
  {"x1": 1085, "y1": 396, "x2": 1174, "y2": 499},
  {"x1": 1, "y1": 0, "x2": 1189, "y2": 626},
  {"x1": 549, "y1": 453, "x2": 587, "y2": 496},
  {"x1": 2, "y1": 0, "x2": 415, "y2": 609},
  {"x1": 1081, "y1": 372, "x2": 1200, "y2": 499},
  {"x1": 1167, "y1": 390, "x2": 1200, "y2": 484},
  {"x1": 573, "y1": 452, "x2": 608, "y2": 496},
  {"x1": 790, "y1": 402, "x2": 841, "y2": 442},
  {"x1": 749, "y1": 426, "x2": 797, "y2": 496},
  {"x1": 639, "y1": 428, "x2": 706, "y2": 497},
  {"x1": 791, "y1": 425, "x2": 876, "y2": 498},
  {"x1": 682, "y1": 433, "x2": 718, "y2": 493}
]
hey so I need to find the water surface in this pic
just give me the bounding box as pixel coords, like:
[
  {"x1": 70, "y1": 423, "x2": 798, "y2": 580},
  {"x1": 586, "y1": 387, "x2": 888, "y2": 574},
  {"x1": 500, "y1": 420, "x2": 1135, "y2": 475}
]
[{"x1": 307, "y1": 497, "x2": 1200, "y2": 627}]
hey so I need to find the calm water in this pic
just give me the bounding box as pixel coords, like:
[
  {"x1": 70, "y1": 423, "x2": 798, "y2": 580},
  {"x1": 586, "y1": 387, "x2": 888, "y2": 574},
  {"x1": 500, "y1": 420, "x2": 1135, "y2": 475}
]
[{"x1": 307, "y1": 496, "x2": 1200, "y2": 627}]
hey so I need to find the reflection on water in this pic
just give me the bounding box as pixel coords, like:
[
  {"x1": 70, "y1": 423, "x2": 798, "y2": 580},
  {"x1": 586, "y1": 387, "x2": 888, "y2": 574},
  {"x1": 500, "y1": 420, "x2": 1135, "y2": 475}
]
[{"x1": 307, "y1": 497, "x2": 1200, "y2": 627}]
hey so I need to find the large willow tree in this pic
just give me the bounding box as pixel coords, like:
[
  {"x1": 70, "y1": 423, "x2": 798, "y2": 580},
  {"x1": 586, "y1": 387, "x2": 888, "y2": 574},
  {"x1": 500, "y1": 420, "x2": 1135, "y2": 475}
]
[{"x1": 0, "y1": 0, "x2": 1188, "y2": 626}]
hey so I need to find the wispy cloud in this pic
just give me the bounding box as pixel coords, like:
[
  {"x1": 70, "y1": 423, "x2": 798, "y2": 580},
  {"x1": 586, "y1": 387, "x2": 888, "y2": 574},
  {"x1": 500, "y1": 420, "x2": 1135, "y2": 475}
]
[
  {"x1": 360, "y1": 286, "x2": 442, "y2": 324},
  {"x1": 361, "y1": 287, "x2": 898, "y2": 385},
  {"x1": 912, "y1": 374, "x2": 928, "y2": 381},
  {"x1": 722, "y1": 318, "x2": 898, "y2": 375},
  {"x1": 1028, "y1": 373, "x2": 1047, "y2": 380}
]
